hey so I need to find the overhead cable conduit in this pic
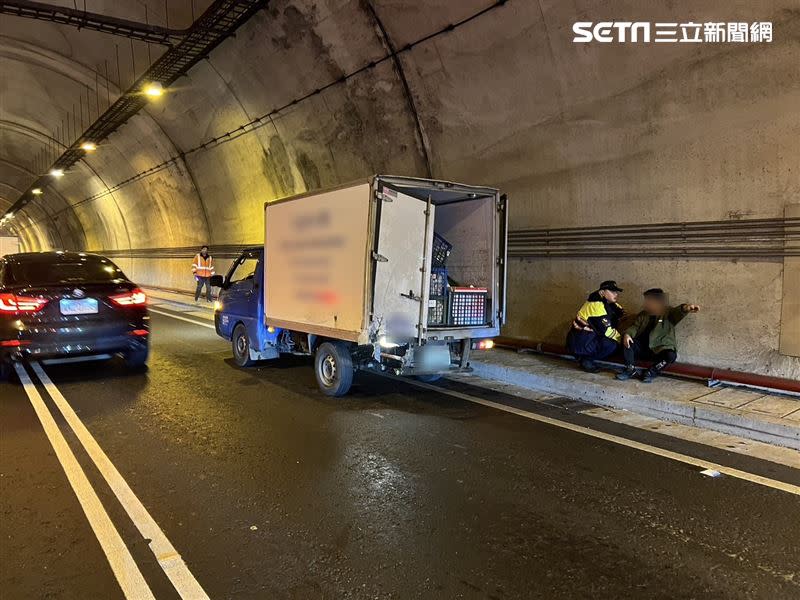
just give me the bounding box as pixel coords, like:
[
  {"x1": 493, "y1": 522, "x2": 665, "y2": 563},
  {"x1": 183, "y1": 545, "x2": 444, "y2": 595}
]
[
  {"x1": 7, "y1": 0, "x2": 513, "y2": 232},
  {"x1": 2, "y1": 0, "x2": 269, "y2": 220},
  {"x1": 0, "y1": 0, "x2": 186, "y2": 45}
]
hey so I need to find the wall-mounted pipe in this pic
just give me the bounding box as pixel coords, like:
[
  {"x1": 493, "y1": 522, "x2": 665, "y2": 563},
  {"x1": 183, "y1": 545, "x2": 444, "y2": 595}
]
[{"x1": 493, "y1": 337, "x2": 800, "y2": 395}]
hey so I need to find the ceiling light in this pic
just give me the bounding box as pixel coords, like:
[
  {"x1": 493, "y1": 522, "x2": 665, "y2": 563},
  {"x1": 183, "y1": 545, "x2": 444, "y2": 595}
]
[
  {"x1": 31, "y1": 188, "x2": 43, "y2": 195},
  {"x1": 50, "y1": 168, "x2": 64, "y2": 178},
  {"x1": 80, "y1": 141, "x2": 97, "y2": 152},
  {"x1": 143, "y1": 82, "x2": 164, "y2": 97}
]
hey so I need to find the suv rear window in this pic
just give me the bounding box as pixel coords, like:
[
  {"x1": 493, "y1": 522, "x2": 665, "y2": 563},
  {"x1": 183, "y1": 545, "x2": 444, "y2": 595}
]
[{"x1": 6, "y1": 255, "x2": 127, "y2": 286}]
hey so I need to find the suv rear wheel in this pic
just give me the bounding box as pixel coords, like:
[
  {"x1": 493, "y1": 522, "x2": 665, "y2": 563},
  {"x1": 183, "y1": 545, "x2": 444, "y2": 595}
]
[{"x1": 124, "y1": 345, "x2": 149, "y2": 370}]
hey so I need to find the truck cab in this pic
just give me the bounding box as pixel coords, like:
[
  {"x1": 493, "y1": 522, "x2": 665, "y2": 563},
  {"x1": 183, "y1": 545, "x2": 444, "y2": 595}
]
[{"x1": 213, "y1": 247, "x2": 280, "y2": 366}]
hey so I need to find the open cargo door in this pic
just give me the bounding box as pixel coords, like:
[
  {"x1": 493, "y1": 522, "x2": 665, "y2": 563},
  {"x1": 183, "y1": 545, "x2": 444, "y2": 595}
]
[
  {"x1": 497, "y1": 193, "x2": 508, "y2": 325},
  {"x1": 372, "y1": 184, "x2": 434, "y2": 341}
]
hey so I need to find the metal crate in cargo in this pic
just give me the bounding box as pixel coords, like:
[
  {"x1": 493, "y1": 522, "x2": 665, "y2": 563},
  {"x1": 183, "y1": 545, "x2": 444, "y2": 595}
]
[{"x1": 449, "y1": 287, "x2": 489, "y2": 326}]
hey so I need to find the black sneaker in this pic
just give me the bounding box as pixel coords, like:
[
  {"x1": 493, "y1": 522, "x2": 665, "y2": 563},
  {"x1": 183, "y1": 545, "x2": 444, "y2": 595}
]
[
  {"x1": 580, "y1": 359, "x2": 600, "y2": 373},
  {"x1": 641, "y1": 370, "x2": 656, "y2": 383},
  {"x1": 615, "y1": 366, "x2": 637, "y2": 381}
]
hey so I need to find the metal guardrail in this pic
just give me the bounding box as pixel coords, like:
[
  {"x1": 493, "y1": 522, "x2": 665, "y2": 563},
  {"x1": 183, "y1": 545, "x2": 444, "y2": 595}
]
[
  {"x1": 89, "y1": 216, "x2": 800, "y2": 262},
  {"x1": 508, "y1": 216, "x2": 800, "y2": 259},
  {"x1": 97, "y1": 244, "x2": 256, "y2": 261}
]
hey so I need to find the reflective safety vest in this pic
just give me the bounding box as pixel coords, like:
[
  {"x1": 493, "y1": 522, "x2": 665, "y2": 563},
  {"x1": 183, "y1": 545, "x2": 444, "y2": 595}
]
[{"x1": 192, "y1": 253, "x2": 215, "y2": 278}]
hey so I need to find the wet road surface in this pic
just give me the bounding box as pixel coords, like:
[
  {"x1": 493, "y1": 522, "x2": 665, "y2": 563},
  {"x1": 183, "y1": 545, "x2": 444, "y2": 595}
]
[{"x1": 2, "y1": 310, "x2": 799, "y2": 599}]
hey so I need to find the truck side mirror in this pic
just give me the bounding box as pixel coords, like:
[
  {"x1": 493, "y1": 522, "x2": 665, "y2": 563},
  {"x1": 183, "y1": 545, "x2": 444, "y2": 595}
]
[{"x1": 210, "y1": 275, "x2": 224, "y2": 288}]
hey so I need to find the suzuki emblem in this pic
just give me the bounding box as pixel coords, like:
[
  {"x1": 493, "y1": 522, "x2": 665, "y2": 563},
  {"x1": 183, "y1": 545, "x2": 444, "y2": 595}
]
[{"x1": 73, "y1": 288, "x2": 86, "y2": 298}]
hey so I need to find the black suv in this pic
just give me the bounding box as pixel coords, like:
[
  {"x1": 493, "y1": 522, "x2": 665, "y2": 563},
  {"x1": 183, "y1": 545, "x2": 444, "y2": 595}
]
[{"x1": 0, "y1": 252, "x2": 149, "y2": 380}]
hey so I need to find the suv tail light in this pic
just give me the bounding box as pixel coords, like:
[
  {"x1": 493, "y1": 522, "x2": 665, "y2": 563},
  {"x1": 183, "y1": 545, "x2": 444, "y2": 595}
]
[
  {"x1": 0, "y1": 293, "x2": 49, "y2": 314},
  {"x1": 109, "y1": 288, "x2": 147, "y2": 307}
]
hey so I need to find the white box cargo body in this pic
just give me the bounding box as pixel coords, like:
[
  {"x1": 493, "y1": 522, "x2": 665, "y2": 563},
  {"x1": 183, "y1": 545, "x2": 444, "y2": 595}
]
[
  {"x1": 0, "y1": 236, "x2": 20, "y2": 259},
  {"x1": 263, "y1": 176, "x2": 507, "y2": 386}
]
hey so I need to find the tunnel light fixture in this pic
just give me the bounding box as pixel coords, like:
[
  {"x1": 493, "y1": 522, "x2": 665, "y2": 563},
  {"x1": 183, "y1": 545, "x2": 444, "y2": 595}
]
[
  {"x1": 143, "y1": 82, "x2": 164, "y2": 98},
  {"x1": 49, "y1": 168, "x2": 64, "y2": 178},
  {"x1": 80, "y1": 141, "x2": 97, "y2": 152},
  {"x1": 31, "y1": 188, "x2": 43, "y2": 195}
]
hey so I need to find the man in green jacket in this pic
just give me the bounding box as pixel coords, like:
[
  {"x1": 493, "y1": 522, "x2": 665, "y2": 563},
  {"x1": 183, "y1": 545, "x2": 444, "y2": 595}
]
[{"x1": 616, "y1": 288, "x2": 700, "y2": 383}]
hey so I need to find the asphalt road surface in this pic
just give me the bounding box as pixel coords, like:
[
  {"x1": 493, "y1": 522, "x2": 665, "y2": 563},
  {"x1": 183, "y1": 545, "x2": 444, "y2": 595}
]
[{"x1": 2, "y1": 309, "x2": 799, "y2": 599}]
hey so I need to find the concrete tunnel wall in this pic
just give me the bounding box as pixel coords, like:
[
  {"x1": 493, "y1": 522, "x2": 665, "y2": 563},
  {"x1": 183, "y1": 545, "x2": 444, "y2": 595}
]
[{"x1": 1, "y1": 0, "x2": 798, "y2": 379}]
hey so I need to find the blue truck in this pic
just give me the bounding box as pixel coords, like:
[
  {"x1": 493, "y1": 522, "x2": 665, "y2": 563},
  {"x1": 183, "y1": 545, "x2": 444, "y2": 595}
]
[{"x1": 212, "y1": 175, "x2": 507, "y2": 396}]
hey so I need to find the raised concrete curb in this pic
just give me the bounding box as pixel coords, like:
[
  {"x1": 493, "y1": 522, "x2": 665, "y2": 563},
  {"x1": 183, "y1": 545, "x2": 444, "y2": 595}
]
[{"x1": 470, "y1": 351, "x2": 800, "y2": 451}]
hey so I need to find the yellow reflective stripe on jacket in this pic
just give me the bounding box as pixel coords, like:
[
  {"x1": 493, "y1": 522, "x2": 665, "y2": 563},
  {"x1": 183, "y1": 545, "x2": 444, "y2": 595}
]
[
  {"x1": 577, "y1": 301, "x2": 621, "y2": 342},
  {"x1": 577, "y1": 301, "x2": 606, "y2": 320}
]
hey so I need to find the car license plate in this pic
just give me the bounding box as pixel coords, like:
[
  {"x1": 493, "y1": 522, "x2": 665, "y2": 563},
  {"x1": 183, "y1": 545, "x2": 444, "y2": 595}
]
[{"x1": 60, "y1": 298, "x2": 99, "y2": 315}]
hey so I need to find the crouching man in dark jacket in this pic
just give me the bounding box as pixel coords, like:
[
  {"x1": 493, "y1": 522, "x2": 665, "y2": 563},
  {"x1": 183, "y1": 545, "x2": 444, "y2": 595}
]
[
  {"x1": 616, "y1": 288, "x2": 700, "y2": 383},
  {"x1": 566, "y1": 280, "x2": 625, "y2": 372}
]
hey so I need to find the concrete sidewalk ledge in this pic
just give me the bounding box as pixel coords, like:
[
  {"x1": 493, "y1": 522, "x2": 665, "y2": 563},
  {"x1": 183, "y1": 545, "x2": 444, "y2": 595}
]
[{"x1": 470, "y1": 350, "x2": 800, "y2": 451}]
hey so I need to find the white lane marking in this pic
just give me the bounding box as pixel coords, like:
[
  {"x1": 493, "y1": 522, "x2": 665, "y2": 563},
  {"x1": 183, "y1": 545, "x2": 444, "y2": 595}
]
[
  {"x1": 162, "y1": 313, "x2": 800, "y2": 496},
  {"x1": 149, "y1": 307, "x2": 216, "y2": 329},
  {"x1": 401, "y1": 377, "x2": 800, "y2": 496},
  {"x1": 31, "y1": 362, "x2": 210, "y2": 600},
  {"x1": 14, "y1": 363, "x2": 156, "y2": 600}
]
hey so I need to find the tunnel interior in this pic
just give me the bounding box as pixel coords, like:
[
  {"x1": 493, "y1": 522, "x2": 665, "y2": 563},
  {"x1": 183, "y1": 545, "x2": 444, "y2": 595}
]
[
  {"x1": 0, "y1": 0, "x2": 798, "y2": 379},
  {"x1": 2, "y1": 4, "x2": 800, "y2": 599}
]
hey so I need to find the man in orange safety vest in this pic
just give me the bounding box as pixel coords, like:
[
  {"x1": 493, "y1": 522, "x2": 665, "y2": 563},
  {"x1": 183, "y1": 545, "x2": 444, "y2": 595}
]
[{"x1": 192, "y1": 245, "x2": 215, "y2": 303}]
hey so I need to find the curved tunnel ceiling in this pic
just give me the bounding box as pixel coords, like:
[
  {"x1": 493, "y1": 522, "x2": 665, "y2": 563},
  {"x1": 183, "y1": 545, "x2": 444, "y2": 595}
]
[{"x1": 1, "y1": 0, "x2": 798, "y2": 256}]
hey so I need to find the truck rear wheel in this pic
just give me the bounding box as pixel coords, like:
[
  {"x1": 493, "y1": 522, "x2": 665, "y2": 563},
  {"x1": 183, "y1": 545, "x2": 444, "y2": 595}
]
[
  {"x1": 232, "y1": 324, "x2": 255, "y2": 368},
  {"x1": 314, "y1": 341, "x2": 354, "y2": 396}
]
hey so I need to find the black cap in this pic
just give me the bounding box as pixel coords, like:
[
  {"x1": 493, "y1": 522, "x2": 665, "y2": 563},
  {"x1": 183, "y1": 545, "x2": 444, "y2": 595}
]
[
  {"x1": 599, "y1": 280, "x2": 623, "y2": 292},
  {"x1": 643, "y1": 287, "x2": 666, "y2": 299}
]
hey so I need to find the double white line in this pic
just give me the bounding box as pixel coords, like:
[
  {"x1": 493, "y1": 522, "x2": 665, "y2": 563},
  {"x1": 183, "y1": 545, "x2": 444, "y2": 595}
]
[{"x1": 15, "y1": 362, "x2": 210, "y2": 600}]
